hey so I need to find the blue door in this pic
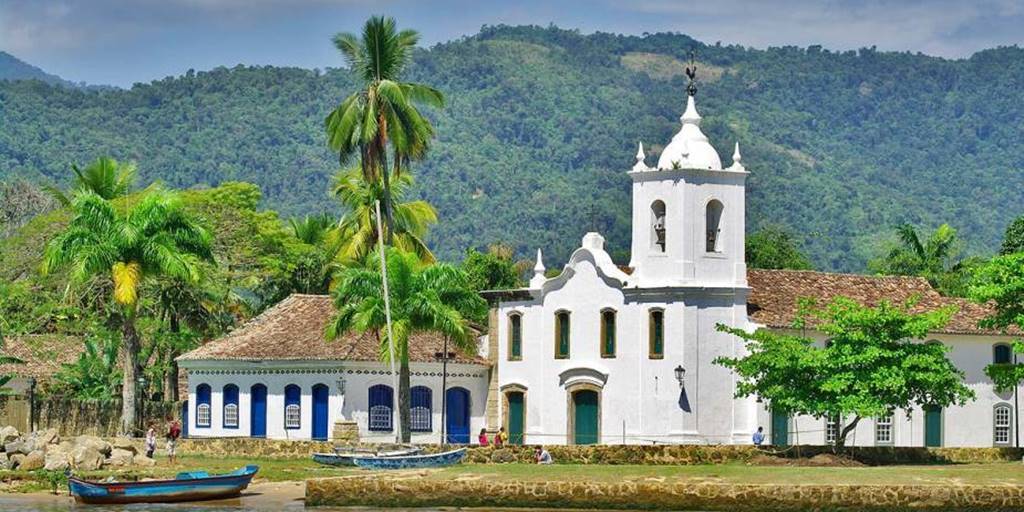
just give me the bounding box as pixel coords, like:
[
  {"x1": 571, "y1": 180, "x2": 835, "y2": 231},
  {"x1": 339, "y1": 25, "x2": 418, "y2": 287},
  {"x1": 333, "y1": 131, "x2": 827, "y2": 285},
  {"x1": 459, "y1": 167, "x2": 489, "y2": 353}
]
[
  {"x1": 446, "y1": 387, "x2": 470, "y2": 444},
  {"x1": 312, "y1": 384, "x2": 329, "y2": 441},
  {"x1": 250, "y1": 384, "x2": 267, "y2": 438}
]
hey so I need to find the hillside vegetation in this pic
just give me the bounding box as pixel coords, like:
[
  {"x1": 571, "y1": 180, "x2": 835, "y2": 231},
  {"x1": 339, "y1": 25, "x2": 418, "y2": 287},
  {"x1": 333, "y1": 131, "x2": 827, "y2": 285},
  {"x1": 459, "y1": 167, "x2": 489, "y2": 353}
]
[{"x1": 2, "y1": 26, "x2": 1023, "y2": 271}]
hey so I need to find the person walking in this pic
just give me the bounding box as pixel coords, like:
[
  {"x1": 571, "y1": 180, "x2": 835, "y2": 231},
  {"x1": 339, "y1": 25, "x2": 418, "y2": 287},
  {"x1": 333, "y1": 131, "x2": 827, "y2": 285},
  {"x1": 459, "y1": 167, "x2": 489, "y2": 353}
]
[
  {"x1": 165, "y1": 417, "x2": 182, "y2": 465},
  {"x1": 494, "y1": 427, "x2": 509, "y2": 447},
  {"x1": 752, "y1": 426, "x2": 765, "y2": 447}
]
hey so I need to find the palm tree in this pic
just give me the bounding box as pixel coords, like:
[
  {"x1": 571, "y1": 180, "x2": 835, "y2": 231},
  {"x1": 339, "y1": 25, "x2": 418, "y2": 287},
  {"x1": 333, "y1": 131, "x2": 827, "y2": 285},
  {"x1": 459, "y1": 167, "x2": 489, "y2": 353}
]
[
  {"x1": 871, "y1": 223, "x2": 969, "y2": 295},
  {"x1": 45, "y1": 156, "x2": 138, "y2": 205},
  {"x1": 53, "y1": 334, "x2": 121, "y2": 400},
  {"x1": 149, "y1": 277, "x2": 221, "y2": 401},
  {"x1": 333, "y1": 166, "x2": 437, "y2": 264},
  {"x1": 325, "y1": 247, "x2": 486, "y2": 442},
  {"x1": 42, "y1": 189, "x2": 213, "y2": 435},
  {"x1": 325, "y1": 16, "x2": 444, "y2": 245}
]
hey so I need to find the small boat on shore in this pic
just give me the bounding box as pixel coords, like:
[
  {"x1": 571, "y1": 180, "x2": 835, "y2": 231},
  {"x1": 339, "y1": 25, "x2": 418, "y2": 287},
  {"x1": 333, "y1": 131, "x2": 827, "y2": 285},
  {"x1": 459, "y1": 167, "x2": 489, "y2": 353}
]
[
  {"x1": 68, "y1": 465, "x2": 258, "y2": 504},
  {"x1": 313, "y1": 447, "x2": 422, "y2": 466},
  {"x1": 351, "y1": 447, "x2": 466, "y2": 470}
]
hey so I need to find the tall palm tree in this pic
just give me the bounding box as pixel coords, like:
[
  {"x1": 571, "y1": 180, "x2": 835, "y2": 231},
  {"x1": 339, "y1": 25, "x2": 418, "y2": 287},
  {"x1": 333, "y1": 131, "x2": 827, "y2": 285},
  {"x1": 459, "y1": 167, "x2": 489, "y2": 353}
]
[
  {"x1": 333, "y1": 166, "x2": 437, "y2": 264},
  {"x1": 42, "y1": 189, "x2": 213, "y2": 435},
  {"x1": 326, "y1": 247, "x2": 486, "y2": 442},
  {"x1": 325, "y1": 16, "x2": 444, "y2": 245},
  {"x1": 872, "y1": 223, "x2": 969, "y2": 295},
  {"x1": 45, "y1": 156, "x2": 138, "y2": 206}
]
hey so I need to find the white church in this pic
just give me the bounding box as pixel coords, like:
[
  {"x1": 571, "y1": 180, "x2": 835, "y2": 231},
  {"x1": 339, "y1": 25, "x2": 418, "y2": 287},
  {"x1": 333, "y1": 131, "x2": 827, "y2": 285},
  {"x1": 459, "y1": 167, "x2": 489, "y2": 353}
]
[{"x1": 179, "y1": 79, "x2": 1019, "y2": 448}]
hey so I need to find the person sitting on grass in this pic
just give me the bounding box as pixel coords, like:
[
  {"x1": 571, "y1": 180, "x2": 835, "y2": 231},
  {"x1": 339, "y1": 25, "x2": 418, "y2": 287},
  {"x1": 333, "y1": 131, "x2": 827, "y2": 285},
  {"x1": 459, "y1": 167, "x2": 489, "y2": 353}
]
[
  {"x1": 752, "y1": 426, "x2": 765, "y2": 447},
  {"x1": 478, "y1": 428, "x2": 490, "y2": 446},
  {"x1": 534, "y1": 445, "x2": 552, "y2": 464}
]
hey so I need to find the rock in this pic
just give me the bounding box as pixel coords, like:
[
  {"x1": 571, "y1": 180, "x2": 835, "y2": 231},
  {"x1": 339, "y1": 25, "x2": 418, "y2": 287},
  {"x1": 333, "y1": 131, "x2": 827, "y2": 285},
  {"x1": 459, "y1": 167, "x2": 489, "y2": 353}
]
[
  {"x1": 4, "y1": 439, "x2": 29, "y2": 455},
  {"x1": 9, "y1": 453, "x2": 25, "y2": 469},
  {"x1": 20, "y1": 450, "x2": 45, "y2": 471},
  {"x1": 75, "y1": 435, "x2": 112, "y2": 456},
  {"x1": 0, "y1": 452, "x2": 9, "y2": 469},
  {"x1": 0, "y1": 426, "x2": 20, "y2": 445},
  {"x1": 72, "y1": 446, "x2": 104, "y2": 471},
  {"x1": 44, "y1": 451, "x2": 70, "y2": 471},
  {"x1": 111, "y1": 438, "x2": 137, "y2": 455},
  {"x1": 491, "y1": 448, "x2": 516, "y2": 463},
  {"x1": 134, "y1": 455, "x2": 156, "y2": 467},
  {"x1": 107, "y1": 448, "x2": 135, "y2": 467},
  {"x1": 36, "y1": 428, "x2": 59, "y2": 446}
]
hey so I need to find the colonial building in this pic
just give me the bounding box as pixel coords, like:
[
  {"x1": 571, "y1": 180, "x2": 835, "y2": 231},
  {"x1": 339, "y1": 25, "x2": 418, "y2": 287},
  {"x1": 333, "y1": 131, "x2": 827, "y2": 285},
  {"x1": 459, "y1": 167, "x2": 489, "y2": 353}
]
[{"x1": 180, "y1": 81, "x2": 1019, "y2": 448}]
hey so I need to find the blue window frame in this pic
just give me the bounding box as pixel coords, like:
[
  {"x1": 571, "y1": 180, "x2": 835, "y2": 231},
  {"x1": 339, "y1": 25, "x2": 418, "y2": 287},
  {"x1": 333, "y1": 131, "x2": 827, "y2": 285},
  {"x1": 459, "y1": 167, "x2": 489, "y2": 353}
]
[
  {"x1": 368, "y1": 384, "x2": 393, "y2": 432},
  {"x1": 222, "y1": 384, "x2": 239, "y2": 429},
  {"x1": 196, "y1": 384, "x2": 211, "y2": 428},
  {"x1": 284, "y1": 384, "x2": 301, "y2": 430},
  {"x1": 410, "y1": 386, "x2": 432, "y2": 432}
]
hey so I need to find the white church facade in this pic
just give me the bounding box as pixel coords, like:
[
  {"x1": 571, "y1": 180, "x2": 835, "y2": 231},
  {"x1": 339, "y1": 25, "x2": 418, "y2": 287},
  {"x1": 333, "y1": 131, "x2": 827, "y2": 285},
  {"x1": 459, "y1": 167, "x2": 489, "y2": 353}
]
[{"x1": 179, "y1": 82, "x2": 1020, "y2": 448}]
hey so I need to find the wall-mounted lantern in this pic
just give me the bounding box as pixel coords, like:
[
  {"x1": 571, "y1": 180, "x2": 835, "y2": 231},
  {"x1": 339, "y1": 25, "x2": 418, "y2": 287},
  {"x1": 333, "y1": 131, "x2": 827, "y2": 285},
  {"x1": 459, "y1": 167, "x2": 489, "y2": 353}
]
[{"x1": 674, "y1": 365, "x2": 686, "y2": 389}]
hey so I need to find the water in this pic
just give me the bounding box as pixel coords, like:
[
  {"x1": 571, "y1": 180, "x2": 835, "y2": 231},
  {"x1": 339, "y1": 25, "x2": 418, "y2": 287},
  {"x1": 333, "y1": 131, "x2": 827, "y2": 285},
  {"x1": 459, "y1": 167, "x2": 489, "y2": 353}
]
[{"x1": 0, "y1": 493, "x2": 447, "y2": 512}]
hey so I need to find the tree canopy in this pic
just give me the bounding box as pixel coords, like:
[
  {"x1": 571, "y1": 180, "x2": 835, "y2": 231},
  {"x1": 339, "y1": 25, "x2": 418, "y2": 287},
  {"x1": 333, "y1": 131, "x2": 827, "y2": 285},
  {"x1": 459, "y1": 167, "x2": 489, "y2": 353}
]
[{"x1": 745, "y1": 225, "x2": 812, "y2": 270}]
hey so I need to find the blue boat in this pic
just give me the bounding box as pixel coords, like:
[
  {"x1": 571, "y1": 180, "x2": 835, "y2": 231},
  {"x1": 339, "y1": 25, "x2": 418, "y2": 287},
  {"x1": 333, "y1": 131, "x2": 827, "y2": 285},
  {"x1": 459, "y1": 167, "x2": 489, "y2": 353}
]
[
  {"x1": 313, "y1": 447, "x2": 422, "y2": 466},
  {"x1": 68, "y1": 465, "x2": 259, "y2": 504},
  {"x1": 351, "y1": 447, "x2": 466, "y2": 470}
]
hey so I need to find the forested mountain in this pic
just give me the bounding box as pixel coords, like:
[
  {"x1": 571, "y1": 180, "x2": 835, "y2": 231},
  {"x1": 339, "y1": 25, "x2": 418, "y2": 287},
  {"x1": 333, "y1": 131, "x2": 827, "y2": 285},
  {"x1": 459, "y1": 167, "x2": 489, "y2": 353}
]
[
  {"x1": 2, "y1": 25, "x2": 1023, "y2": 271},
  {"x1": 0, "y1": 51, "x2": 74, "y2": 87}
]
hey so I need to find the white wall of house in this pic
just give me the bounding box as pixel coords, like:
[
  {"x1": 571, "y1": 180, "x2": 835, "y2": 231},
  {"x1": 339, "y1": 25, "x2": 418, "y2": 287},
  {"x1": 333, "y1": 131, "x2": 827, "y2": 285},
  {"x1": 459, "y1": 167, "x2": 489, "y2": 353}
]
[{"x1": 180, "y1": 360, "x2": 489, "y2": 443}]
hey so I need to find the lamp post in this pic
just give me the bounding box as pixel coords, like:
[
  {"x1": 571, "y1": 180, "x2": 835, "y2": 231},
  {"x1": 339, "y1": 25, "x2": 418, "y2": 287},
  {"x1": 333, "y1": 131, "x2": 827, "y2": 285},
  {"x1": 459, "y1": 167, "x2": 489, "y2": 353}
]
[
  {"x1": 435, "y1": 336, "x2": 456, "y2": 446},
  {"x1": 27, "y1": 377, "x2": 36, "y2": 433},
  {"x1": 137, "y1": 376, "x2": 147, "y2": 435}
]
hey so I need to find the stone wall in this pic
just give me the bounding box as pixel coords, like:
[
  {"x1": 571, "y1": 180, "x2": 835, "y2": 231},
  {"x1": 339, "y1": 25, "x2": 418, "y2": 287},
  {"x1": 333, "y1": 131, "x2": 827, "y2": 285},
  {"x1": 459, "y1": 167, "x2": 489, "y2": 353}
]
[
  {"x1": 306, "y1": 477, "x2": 1024, "y2": 511},
  {"x1": 0, "y1": 397, "x2": 180, "y2": 437}
]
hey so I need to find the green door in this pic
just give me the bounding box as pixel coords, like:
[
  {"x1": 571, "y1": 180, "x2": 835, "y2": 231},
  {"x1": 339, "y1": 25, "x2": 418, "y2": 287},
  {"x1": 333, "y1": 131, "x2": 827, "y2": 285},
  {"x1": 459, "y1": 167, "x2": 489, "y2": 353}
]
[
  {"x1": 771, "y1": 409, "x2": 789, "y2": 447},
  {"x1": 507, "y1": 392, "x2": 525, "y2": 445},
  {"x1": 573, "y1": 390, "x2": 599, "y2": 445},
  {"x1": 924, "y1": 405, "x2": 942, "y2": 447}
]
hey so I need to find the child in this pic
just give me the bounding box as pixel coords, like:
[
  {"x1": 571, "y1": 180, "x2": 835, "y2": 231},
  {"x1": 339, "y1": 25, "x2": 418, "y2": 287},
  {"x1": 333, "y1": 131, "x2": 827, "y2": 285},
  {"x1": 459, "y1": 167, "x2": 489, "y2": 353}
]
[
  {"x1": 145, "y1": 426, "x2": 157, "y2": 458},
  {"x1": 477, "y1": 428, "x2": 490, "y2": 446},
  {"x1": 494, "y1": 427, "x2": 508, "y2": 447}
]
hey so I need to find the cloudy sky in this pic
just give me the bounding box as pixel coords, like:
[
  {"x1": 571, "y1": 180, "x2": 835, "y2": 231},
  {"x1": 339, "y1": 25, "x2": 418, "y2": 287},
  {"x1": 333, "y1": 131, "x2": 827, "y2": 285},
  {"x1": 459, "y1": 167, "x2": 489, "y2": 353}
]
[{"x1": 2, "y1": 0, "x2": 1023, "y2": 87}]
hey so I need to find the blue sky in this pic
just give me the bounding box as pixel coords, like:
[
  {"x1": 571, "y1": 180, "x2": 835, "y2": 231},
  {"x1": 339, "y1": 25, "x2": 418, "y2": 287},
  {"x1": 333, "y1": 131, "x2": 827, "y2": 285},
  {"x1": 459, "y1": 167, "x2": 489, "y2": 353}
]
[{"x1": 2, "y1": 0, "x2": 1023, "y2": 87}]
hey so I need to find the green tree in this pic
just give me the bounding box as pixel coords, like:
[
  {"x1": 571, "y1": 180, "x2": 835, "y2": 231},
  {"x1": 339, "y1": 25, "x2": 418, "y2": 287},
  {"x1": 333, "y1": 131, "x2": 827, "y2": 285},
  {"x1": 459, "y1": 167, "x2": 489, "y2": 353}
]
[
  {"x1": 148, "y1": 277, "x2": 223, "y2": 401},
  {"x1": 325, "y1": 247, "x2": 486, "y2": 442},
  {"x1": 287, "y1": 213, "x2": 344, "y2": 294},
  {"x1": 1001, "y1": 215, "x2": 1024, "y2": 255},
  {"x1": 970, "y1": 253, "x2": 1024, "y2": 390},
  {"x1": 461, "y1": 244, "x2": 523, "y2": 296},
  {"x1": 333, "y1": 166, "x2": 436, "y2": 264},
  {"x1": 44, "y1": 156, "x2": 137, "y2": 205},
  {"x1": 52, "y1": 332, "x2": 121, "y2": 400},
  {"x1": 715, "y1": 297, "x2": 974, "y2": 448},
  {"x1": 325, "y1": 16, "x2": 444, "y2": 245},
  {"x1": 42, "y1": 189, "x2": 213, "y2": 435},
  {"x1": 745, "y1": 226, "x2": 812, "y2": 270},
  {"x1": 870, "y1": 223, "x2": 972, "y2": 296}
]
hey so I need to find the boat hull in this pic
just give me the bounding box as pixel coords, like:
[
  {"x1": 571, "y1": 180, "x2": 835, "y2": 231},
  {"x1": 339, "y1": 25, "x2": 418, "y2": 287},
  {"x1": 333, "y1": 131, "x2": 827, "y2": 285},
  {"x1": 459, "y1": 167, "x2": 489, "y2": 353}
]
[
  {"x1": 69, "y1": 465, "x2": 258, "y2": 504},
  {"x1": 314, "y1": 447, "x2": 422, "y2": 466},
  {"x1": 352, "y1": 447, "x2": 466, "y2": 470}
]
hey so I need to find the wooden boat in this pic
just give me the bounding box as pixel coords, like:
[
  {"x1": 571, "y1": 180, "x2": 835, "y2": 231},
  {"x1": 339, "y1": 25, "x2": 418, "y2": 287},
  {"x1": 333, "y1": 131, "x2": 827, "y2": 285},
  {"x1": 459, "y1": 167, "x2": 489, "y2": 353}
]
[
  {"x1": 313, "y1": 447, "x2": 422, "y2": 467},
  {"x1": 68, "y1": 465, "x2": 258, "y2": 504},
  {"x1": 351, "y1": 447, "x2": 467, "y2": 470}
]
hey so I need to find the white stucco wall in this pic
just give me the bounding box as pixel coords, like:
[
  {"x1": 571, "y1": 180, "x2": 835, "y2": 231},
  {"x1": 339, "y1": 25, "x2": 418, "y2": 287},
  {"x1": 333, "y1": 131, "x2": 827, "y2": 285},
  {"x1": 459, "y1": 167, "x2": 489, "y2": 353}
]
[{"x1": 179, "y1": 360, "x2": 489, "y2": 443}]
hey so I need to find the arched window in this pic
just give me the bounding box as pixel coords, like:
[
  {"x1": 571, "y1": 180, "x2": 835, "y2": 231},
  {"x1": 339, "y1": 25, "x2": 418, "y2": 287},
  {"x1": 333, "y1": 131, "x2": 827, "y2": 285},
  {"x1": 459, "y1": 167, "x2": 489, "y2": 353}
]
[
  {"x1": 994, "y1": 404, "x2": 1012, "y2": 445},
  {"x1": 554, "y1": 311, "x2": 571, "y2": 359},
  {"x1": 649, "y1": 309, "x2": 665, "y2": 359},
  {"x1": 600, "y1": 309, "x2": 616, "y2": 358},
  {"x1": 651, "y1": 200, "x2": 667, "y2": 252},
  {"x1": 705, "y1": 200, "x2": 724, "y2": 253},
  {"x1": 369, "y1": 384, "x2": 394, "y2": 431},
  {"x1": 196, "y1": 384, "x2": 211, "y2": 428},
  {"x1": 994, "y1": 344, "x2": 1013, "y2": 365},
  {"x1": 223, "y1": 384, "x2": 239, "y2": 429},
  {"x1": 284, "y1": 384, "x2": 301, "y2": 430},
  {"x1": 410, "y1": 386, "x2": 432, "y2": 432},
  {"x1": 508, "y1": 313, "x2": 522, "y2": 361}
]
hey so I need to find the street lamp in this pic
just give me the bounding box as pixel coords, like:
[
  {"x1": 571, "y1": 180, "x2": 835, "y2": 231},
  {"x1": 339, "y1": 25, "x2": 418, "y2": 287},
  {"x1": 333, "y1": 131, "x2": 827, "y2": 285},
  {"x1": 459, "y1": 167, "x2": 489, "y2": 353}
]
[
  {"x1": 435, "y1": 337, "x2": 457, "y2": 446},
  {"x1": 674, "y1": 365, "x2": 686, "y2": 389}
]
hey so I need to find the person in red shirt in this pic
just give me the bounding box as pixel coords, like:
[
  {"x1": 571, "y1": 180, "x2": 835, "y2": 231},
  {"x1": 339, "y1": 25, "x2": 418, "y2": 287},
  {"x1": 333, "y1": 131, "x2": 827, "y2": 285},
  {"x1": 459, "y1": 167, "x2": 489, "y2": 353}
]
[
  {"x1": 165, "y1": 417, "x2": 182, "y2": 465},
  {"x1": 477, "y1": 428, "x2": 490, "y2": 446}
]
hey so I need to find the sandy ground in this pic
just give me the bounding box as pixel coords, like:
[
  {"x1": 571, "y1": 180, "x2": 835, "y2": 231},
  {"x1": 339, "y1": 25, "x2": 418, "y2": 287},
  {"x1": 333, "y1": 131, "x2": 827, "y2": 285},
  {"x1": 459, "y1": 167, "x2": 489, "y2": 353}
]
[{"x1": 0, "y1": 480, "x2": 308, "y2": 511}]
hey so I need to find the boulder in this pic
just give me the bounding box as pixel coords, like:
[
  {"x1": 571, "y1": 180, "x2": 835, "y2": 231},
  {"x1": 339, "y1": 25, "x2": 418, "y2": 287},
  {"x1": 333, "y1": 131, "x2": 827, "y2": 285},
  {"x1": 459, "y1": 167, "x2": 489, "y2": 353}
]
[
  {"x1": 72, "y1": 446, "x2": 104, "y2": 471},
  {"x1": 36, "y1": 428, "x2": 59, "y2": 446},
  {"x1": 111, "y1": 438, "x2": 137, "y2": 455},
  {"x1": 107, "y1": 448, "x2": 135, "y2": 467},
  {"x1": 134, "y1": 454, "x2": 156, "y2": 467},
  {"x1": 9, "y1": 453, "x2": 25, "y2": 469},
  {"x1": 0, "y1": 452, "x2": 9, "y2": 470},
  {"x1": 75, "y1": 435, "x2": 112, "y2": 456},
  {"x1": 44, "y1": 451, "x2": 70, "y2": 471},
  {"x1": 20, "y1": 450, "x2": 45, "y2": 471},
  {"x1": 0, "y1": 425, "x2": 20, "y2": 445},
  {"x1": 4, "y1": 439, "x2": 29, "y2": 455}
]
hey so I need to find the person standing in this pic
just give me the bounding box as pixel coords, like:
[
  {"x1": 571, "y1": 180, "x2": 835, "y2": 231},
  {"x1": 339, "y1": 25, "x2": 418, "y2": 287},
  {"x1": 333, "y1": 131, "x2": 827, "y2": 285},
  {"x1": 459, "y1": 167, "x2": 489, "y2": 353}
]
[
  {"x1": 494, "y1": 427, "x2": 508, "y2": 447},
  {"x1": 166, "y1": 417, "x2": 182, "y2": 465},
  {"x1": 144, "y1": 426, "x2": 157, "y2": 459},
  {"x1": 477, "y1": 428, "x2": 490, "y2": 446},
  {"x1": 752, "y1": 426, "x2": 765, "y2": 447}
]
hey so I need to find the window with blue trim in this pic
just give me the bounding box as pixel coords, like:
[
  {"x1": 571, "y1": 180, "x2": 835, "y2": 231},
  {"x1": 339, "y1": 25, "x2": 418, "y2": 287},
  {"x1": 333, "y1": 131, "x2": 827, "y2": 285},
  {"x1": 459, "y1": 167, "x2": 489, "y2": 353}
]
[
  {"x1": 196, "y1": 384, "x2": 211, "y2": 428},
  {"x1": 284, "y1": 384, "x2": 301, "y2": 429},
  {"x1": 410, "y1": 386, "x2": 432, "y2": 432},
  {"x1": 223, "y1": 384, "x2": 239, "y2": 428},
  {"x1": 369, "y1": 384, "x2": 393, "y2": 431}
]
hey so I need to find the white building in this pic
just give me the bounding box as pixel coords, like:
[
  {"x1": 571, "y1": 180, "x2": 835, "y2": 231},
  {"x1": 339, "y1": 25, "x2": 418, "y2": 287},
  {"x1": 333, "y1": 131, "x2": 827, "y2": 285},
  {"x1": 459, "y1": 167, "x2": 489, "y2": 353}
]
[{"x1": 180, "y1": 83, "x2": 1020, "y2": 448}]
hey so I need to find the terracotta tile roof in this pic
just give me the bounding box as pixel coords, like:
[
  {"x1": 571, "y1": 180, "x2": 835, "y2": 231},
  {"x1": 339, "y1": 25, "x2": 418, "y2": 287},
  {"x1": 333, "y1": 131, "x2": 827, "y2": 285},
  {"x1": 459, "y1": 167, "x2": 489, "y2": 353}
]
[
  {"x1": 178, "y1": 294, "x2": 488, "y2": 365},
  {"x1": 0, "y1": 334, "x2": 82, "y2": 381},
  {"x1": 747, "y1": 269, "x2": 1010, "y2": 336}
]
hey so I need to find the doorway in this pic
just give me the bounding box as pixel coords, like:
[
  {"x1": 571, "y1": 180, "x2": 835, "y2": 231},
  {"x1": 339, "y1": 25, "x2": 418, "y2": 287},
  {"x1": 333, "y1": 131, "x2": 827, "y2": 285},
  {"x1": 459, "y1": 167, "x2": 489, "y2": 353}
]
[
  {"x1": 571, "y1": 389, "x2": 599, "y2": 445},
  {"x1": 250, "y1": 384, "x2": 267, "y2": 438},
  {"x1": 445, "y1": 387, "x2": 471, "y2": 444}
]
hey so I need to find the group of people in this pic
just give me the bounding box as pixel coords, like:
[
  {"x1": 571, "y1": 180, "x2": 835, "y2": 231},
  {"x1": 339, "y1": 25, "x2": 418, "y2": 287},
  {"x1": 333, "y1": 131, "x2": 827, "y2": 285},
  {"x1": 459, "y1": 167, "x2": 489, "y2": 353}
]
[
  {"x1": 476, "y1": 427, "x2": 552, "y2": 464},
  {"x1": 143, "y1": 417, "x2": 183, "y2": 464}
]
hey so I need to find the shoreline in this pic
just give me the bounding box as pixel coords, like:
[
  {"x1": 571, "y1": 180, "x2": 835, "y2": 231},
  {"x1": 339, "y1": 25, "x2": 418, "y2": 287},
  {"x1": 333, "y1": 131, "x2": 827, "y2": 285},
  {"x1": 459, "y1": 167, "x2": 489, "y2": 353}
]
[{"x1": 0, "y1": 481, "x2": 307, "y2": 509}]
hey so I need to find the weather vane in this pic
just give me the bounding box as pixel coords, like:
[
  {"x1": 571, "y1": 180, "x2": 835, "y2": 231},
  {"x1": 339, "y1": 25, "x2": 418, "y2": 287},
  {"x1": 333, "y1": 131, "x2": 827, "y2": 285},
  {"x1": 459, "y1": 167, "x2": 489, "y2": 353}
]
[{"x1": 685, "y1": 49, "x2": 698, "y2": 97}]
